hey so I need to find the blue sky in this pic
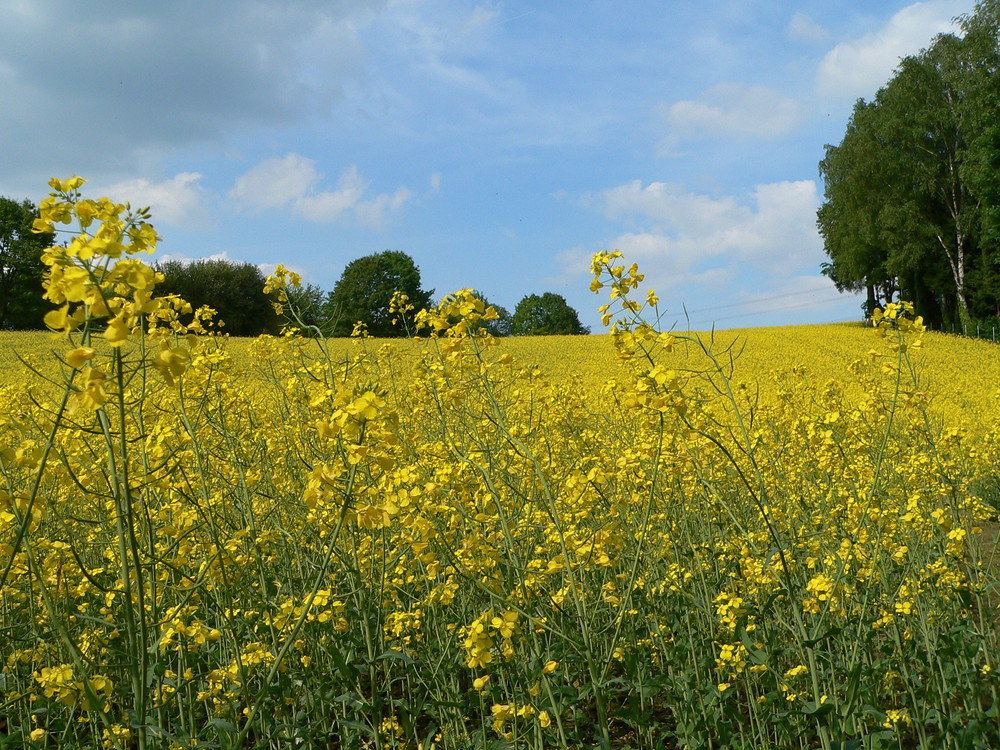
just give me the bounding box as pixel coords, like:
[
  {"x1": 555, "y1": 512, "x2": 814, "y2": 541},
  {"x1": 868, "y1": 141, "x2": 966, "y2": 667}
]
[{"x1": 0, "y1": 0, "x2": 977, "y2": 331}]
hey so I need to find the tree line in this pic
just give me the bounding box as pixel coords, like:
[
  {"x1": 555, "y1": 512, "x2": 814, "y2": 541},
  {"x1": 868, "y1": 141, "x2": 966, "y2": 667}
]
[
  {"x1": 0, "y1": 200, "x2": 588, "y2": 336},
  {"x1": 818, "y1": 0, "x2": 1000, "y2": 331}
]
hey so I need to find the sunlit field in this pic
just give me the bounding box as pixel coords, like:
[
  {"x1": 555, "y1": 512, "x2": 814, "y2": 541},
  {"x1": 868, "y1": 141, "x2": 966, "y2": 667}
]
[
  {"x1": 6, "y1": 324, "x2": 1000, "y2": 429},
  {"x1": 2, "y1": 181, "x2": 1000, "y2": 749}
]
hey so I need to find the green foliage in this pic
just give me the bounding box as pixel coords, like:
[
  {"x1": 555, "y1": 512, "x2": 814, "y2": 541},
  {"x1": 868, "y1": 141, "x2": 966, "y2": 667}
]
[
  {"x1": 325, "y1": 250, "x2": 433, "y2": 337},
  {"x1": 818, "y1": 0, "x2": 1000, "y2": 329},
  {"x1": 817, "y1": 99, "x2": 898, "y2": 318},
  {"x1": 0, "y1": 197, "x2": 54, "y2": 330},
  {"x1": 510, "y1": 292, "x2": 588, "y2": 336},
  {"x1": 284, "y1": 283, "x2": 327, "y2": 334},
  {"x1": 155, "y1": 258, "x2": 279, "y2": 336}
]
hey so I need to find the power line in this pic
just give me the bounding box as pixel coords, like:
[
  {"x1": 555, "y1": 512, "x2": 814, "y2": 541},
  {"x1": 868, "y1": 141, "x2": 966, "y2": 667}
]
[
  {"x1": 679, "y1": 294, "x2": 857, "y2": 329},
  {"x1": 680, "y1": 285, "x2": 852, "y2": 316}
]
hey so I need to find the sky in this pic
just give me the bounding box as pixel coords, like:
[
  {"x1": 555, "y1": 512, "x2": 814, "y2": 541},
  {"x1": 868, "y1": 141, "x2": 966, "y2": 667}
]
[{"x1": 0, "y1": 0, "x2": 979, "y2": 332}]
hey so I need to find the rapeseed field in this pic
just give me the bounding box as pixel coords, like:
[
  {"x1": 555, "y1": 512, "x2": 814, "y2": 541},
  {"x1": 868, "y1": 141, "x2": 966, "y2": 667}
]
[{"x1": 1, "y1": 179, "x2": 998, "y2": 749}]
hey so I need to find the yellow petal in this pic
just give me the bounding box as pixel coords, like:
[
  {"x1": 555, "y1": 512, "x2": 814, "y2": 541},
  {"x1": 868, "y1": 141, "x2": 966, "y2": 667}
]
[
  {"x1": 105, "y1": 315, "x2": 130, "y2": 346},
  {"x1": 66, "y1": 347, "x2": 96, "y2": 369},
  {"x1": 32, "y1": 217, "x2": 54, "y2": 234},
  {"x1": 44, "y1": 305, "x2": 68, "y2": 330}
]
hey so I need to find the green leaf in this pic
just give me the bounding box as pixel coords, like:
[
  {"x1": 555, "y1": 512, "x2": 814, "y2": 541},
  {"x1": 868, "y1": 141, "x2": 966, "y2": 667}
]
[
  {"x1": 802, "y1": 699, "x2": 835, "y2": 718},
  {"x1": 375, "y1": 648, "x2": 416, "y2": 664}
]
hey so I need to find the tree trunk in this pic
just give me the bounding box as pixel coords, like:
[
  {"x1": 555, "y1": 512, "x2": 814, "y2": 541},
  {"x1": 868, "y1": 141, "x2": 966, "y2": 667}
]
[
  {"x1": 937, "y1": 231, "x2": 972, "y2": 329},
  {"x1": 866, "y1": 283, "x2": 878, "y2": 318}
]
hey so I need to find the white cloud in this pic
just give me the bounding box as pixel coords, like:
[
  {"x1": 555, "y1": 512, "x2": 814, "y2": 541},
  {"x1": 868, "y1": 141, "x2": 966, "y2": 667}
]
[
  {"x1": 787, "y1": 12, "x2": 829, "y2": 44},
  {"x1": 816, "y1": 1, "x2": 966, "y2": 99},
  {"x1": 229, "y1": 154, "x2": 413, "y2": 227},
  {"x1": 354, "y1": 187, "x2": 413, "y2": 229},
  {"x1": 564, "y1": 177, "x2": 863, "y2": 328},
  {"x1": 656, "y1": 83, "x2": 799, "y2": 153},
  {"x1": 156, "y1": 250, "x2": 234, "y2": 266},
  {"x1": 99, "y1": 173, "x2": 212, "y2": 228},
  {"x1": 744, "y1": 181, "x2": 824, "y2": 267},
  {"x1": 229, "y1": 154, "x2": 321, "y2": 210},
  {"x1": 573, "y1": 179, "x2": 824, "y2": 292},
  {"x1": 602, "y1": 181, "x2": 747, "y2": 237},
  {"x1": 293, "y1": 166, "x2": 369, "y2": 222}
]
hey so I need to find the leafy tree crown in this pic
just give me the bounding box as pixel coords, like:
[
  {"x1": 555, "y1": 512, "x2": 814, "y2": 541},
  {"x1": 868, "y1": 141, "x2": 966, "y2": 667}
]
[
  {"x1": 0, "y1": 196, "x2": 55, "y2": 330},
  {"x1": 325, "y1": 250, "x2": 433, "y2": 337},
  {"x1": 511, "y1": 292, "x2": 589, "y2": 336}
]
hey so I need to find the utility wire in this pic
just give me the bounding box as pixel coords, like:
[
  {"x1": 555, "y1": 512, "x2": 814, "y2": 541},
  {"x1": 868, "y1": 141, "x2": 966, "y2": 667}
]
[
  {"x1": 681, "y1": 285, "x2": 851, "y2": 316},
  {"x1": 678, "y1": 293, "x2": 859, "y2": 329}
]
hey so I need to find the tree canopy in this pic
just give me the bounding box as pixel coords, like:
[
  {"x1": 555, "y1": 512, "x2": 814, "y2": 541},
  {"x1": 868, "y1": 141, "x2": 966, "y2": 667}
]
[
  {"x1": 0, "y1": 197, "x2": 55, "y2": 330},
  {"x1": 818, "y1": 0, "x2": 1000, "y2": 329},
  {"x1": 155, "y1": 258, "x2": 279, "y2": 336},
  {"x1": 284, "y1": 283, "x2": 327, "y2": 333},
  {"x1": 1, "y1": 192, "x2": 590, "y2": 339},
  {"x1": 510, "y1": 292, "x2": 589, "y2": 336},
  {"x1": 325, "y1": 250, "x2": 433, "y2": 337}
]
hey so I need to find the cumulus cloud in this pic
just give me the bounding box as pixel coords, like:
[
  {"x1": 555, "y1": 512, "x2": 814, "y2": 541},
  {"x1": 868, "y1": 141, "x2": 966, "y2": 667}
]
[
  {"x1": 569, "y1": 179, "x2": 825, "y2": 301},
  {"x1": 98, "y1": 173, "x2": 213, "y2": 228},
  {"x1": 229, "y1": 153, "x2": 412, "y2": 228},
  {"x1": 229, "y1": 154, "x2": 322, "y2": 211},
  {"x1": 603, "y1": 181, "x2": 747, "y2": 238},
  {"x1": 600, "y1": 179, "x2": 820, "y2": 266},
  {"x1": 292, "y1": 168, "x2": 369, "y2": 223},
  {"x1": 656, "y1": 83, "x2": 799, "y2": 153},
  {"x1": 563, "y1": 178, "x2": 864, "y2": 327},
  {"x1": 816, "y1": 1, "x2": 967, "y2": 100}
]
